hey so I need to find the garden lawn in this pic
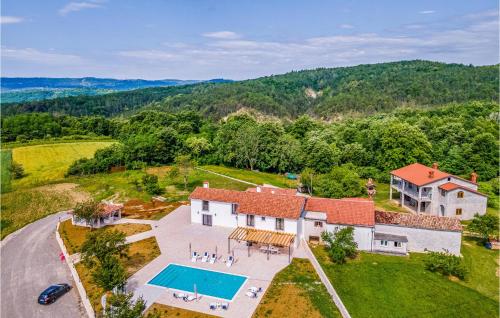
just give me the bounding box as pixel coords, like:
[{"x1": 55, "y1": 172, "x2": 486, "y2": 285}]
[
  {"x1": 12, "y1": 141, "x2": 115, "y2": 188},
  {"x1": 312, "y1": 245, "x2": 498, "y2": 318},
  {"x1": 75, "y1": 236, "x2": 160, "y2": 313},
  {"x1": 145, "y1": 303, "x2": 217, "y2": 318},
  {"x1": 1, "y1": 150, "x2": 12, "y2": 193},
  {"x1": 253, "y1": 258, "x2": 341, "y2": 318},
  {"x1": 201, "y1": 165, "x2": 298, "y2": 189},
  {"x1": 373, "y1": 183, "x2": 407, "y2": 213},
  {"x1": 58, "y1": 219, "x2": 152, "y2": 254}
]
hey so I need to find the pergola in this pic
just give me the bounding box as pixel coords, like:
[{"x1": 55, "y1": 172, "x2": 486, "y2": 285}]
[{"x1": 228, "y1": 227, "x2": 295, "y2": 263}]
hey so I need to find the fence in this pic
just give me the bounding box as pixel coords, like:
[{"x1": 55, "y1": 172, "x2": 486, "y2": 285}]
[{"x1": 55, "y1": 222, "x2": 95, "y2": 318}]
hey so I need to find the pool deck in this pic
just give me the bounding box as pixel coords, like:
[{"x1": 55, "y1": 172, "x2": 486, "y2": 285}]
[{"x1": 127, "y1": 205, "x2": 307, "y2": 318}]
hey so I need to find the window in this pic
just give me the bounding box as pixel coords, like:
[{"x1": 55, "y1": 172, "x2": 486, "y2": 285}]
[
  {"x1": 456, "y1": 208, "x2": 462, "y2": 216},
  {"x1": 246, "y1": 214, "x2": 255, "y2": 227},
  {"x1": 261, "y1": 216, "x2": 266, "y2": 221},
  {"x1": 275, "y1": 218, "x2": 284, "y2": 231},
  {"x1": 314, "y1": 221, "x2": 323, "y2": 228},
  {"x1": 394, "y1": 241, "x2": 402, "y2": 248},
  {"x1": 231, "y1": 204, "x2": 237, "y2": 215},
  {"x1": 440, "y1": 189, "x2": 446, "y2": 196},
  {"x1": 380, "y1": 240, "x2": 388, "y2": 246},
  {"x1": 202, "y1": 200, "x2": 209, "y2": 211},
  {"x1": 457, "y1": 191, "x2": 464, "y2": 198}
]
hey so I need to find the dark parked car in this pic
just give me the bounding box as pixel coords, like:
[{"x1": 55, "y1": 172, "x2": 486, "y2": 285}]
[{"x1": 38, "y1": 284, "x2": 71, "y2": 304}]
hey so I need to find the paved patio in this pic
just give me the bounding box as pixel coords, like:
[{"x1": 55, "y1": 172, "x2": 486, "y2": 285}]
[{"x1": 127, "y1": 205, "x2": 305, "y2": 317}]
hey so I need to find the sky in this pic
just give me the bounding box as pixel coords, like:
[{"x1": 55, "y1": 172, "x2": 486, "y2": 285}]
[{"x1": 1, "y1": 0, "x2": 499, "y2": 80}]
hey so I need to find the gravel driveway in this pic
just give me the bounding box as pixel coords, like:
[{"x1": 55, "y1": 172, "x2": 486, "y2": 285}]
[{"x1": 1, "y1": 212, "x2": 85, "y2": 318}]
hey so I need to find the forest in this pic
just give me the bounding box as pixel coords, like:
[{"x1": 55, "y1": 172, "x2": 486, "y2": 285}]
[
  {"x1": 2, "y1": 60, "x2": 498, "y2": 118},
  {"x1": 5, "y1": 101, "x2": 488, "y2": 200}
]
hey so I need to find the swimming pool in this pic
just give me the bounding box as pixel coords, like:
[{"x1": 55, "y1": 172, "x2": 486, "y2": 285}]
[{"x1": 147, "y1": 264, "x2": 247, "y2": 301}]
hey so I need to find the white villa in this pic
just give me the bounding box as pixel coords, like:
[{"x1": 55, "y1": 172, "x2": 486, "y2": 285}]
[
  {"x1": 189, "y1": 182, "x2": 463, "y2": 256},
  {"x1": 70, "y1": 202, "x2": 124, "y2": 228},
  {"x1": 390, "y1": 163, "x2": 487, "y2": 220}
]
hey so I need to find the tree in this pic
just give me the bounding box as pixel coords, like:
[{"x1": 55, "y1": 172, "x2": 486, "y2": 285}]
[
  {"x1": 304, "y1": 138, "x2": 340, "y2": 173},
  {"x1": 141, "y1": 174, "x2": 162, "y2": 195},
  {"x1": 73, "y1": 200, "x2": 103, "y2": 229},
  {"x1": 93, "y1": 256, "x2": 126, "y2": 291},
  {"x1": 10, "y1": 161, "x2": 25, "y2": 179},
  {"x1": 185, "y1": 136, "x2": 211, "y2": 159},
  {"x1": 467, "y1": 214, "x2": 499, "y2": 242},
  {"x1": 300, "y1": 168, "x2": 315, "y2": 195},
  {"x1": 104, "y1": 293, "x2": 148, "y2": 318},
  {"x1": 314, "y1": 165, "x2": 364, "y2": 198},
  {"x1": 81, "y1": 230, "x2": 128, "y2": 266},
  {"x1": 232, "y1": 123, "x2": 261, "y2": 170},
  {"x1": 174, "y1": 155, "x2": 194, "y2": 191},
  {"x1": 321, "y1": 227, "x2": 358, "y2": 264}
]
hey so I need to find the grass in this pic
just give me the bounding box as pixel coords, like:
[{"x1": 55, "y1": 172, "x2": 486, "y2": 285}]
[
  {"x1": 253, "y1": 258, "x2": 341, "y2": 318},
  {"x1": 201, "y1": 165, "x2": 298, "y2": 189},
  {"x1": 145, "y1": 303, "x2": 217, "y2": 318},
  {"x1": 0, "y1": 184, "x2": 89, "y2": 239},
  {"x1": 58, "y1": 219, "x2": 152, "y2": 255},
  {"x1": 1, "y1": 150, "x2": 12, "y2": 193},
  {"x1": 373, "y1": 183, "x2": 407, "y2": 213},
  {"x1": 311, "y1": 244, "x2": 498, "y2": 318},
  {"x1": 12, "y1": 141, "x2": 115, "y2": 189},
  {"x1": 75, "y1": 236, "x2": 161, "y2": 313}
]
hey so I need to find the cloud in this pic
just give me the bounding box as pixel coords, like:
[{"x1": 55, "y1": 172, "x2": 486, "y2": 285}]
[
  {"x1": 116, "y1": 10, "x2": 498, "y2": 79},
  {"x1": 419, "y1": 10, "x2": 436, "y2": 14},
  {"x1": 1, "y1": 16, "x2": 24, "y2": 24},
  {"x1": 202, "y1": 31, "x2": 241, "y2": 40},
  {"x1": 339, "y1": 24, "x2": 354, "y2": 29},
  {"x1": 2, "y1": 48, "x2": 84, "y2": 65},
  {"x1": 59, "y1": 1, "x2": 105, "y2": 16}
]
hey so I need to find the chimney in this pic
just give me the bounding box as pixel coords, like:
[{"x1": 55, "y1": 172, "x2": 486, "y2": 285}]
[
  {"x1": 432, "y1": 162, "x2": 438, "y2": 170},
  {"x1": 428, "y1": 171, "x2": 435, "y2": 178},
  {"x1": 470, "y1": 172, "x2": 478, "y2": 183},
  {"x1": 203, "y1": 181, "x2": 209, "y2": 188},
  {"x1": 256, "y1": 186, "x2": 261, "y2": 193}
]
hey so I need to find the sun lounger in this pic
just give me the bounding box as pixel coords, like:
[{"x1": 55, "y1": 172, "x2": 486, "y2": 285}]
[
  {"x1": 184, "y1": 295, "x2": 197, "y2": 302},
  {"x1": 191, "y1": 252, "x2": 198, "y2": 262},
  {"x1": 221, "y1": 302, "x2": 229, "y2": 310},
  {"x1": 201, "y1": 252, "x2": 209, "y2": 262},
  {"x1": 245, "y1": 291, "x2": 257, "y2": 298},
  {"x1": 173, "y1": 292, "x2": 186, "y2": 299},
  {"x1": 209, "y1": 253, "x2": 217, "y2": 264},
  {"x1": 226, "y1": 255, "x2": 234, "y2": 267},
  {"x1": 248, "y1": 287, "x2": 262, "y2": 293}
]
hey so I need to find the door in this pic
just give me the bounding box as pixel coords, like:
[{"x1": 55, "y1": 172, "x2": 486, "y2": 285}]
[{"x1": 202, "y1": 214, "x2": 212, "y2": 226}]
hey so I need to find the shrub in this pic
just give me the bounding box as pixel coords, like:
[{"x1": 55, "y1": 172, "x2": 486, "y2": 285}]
[
  {"x1": 10, "y1": 161, "x2": 25, "y2": 179},
  {"x1": 467, "y1": 214, "x2": 499, "y2": 242},
  {"x1": 321, "y1": 227, "x2": 358, "y2": 264},
  {"x1": 141, "y1": 174, "x2": 162, "y2": 195},
  {"x1": 424, "y1": 251, "x2": 467, "y2": 280}
]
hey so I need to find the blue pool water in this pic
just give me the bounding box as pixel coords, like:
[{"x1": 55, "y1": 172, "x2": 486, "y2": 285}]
[{"x1": 148, "y1": 264, "x2": 247, "y2": 301}]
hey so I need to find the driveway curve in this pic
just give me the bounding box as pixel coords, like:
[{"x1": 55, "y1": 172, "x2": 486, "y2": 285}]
[{"x1": 1, "y1": 212, "x2": 85, "y2": 318}]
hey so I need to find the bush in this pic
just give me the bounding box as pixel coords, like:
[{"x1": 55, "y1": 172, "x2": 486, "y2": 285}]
[
  {"x1": 424, "y1": 251, "x2": 467, "y2": 280},
  {"x1": 321, "y1": 227, "x2": 358, "y2": 264},
  {"x1": 10, "y1": 161, "x2": 25, "y2": 179},
  {"x1": 141, "y1": 174, "x2": 162, "y2": 195}
]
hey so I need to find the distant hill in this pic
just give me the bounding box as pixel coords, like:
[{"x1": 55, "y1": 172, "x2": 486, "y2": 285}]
[
  {"x1": 2, "y1": 61, "x2": 498, "y2": 117},
  {"x1": 0, "y1": 77, "x2": 231, "y2": 103}
]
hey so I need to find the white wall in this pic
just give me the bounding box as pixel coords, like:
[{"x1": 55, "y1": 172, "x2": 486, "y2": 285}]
[
  {"x1": 373, "y1": 239, "x2": 407, "y2": 254},
  {"x1": 438, "y1": 189, "x2": 487, "y2": 220},
  {"x1": 314, "y1": 223, "x2": 374, "y2": 251},
  {"x1": 375, "y1": 224, "x2": 462, "y2": 255},
  {"x1": 190, "y1": 199, "x2": 238, "y2": 228}
]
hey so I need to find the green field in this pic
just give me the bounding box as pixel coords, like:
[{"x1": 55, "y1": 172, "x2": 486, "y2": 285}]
[
  {"x1": 201, "y1": 165, "x2": 298, "y2": 188},
  {"x1": 12, "y1": 141, "x2": 115, "y2": 188},
  {"x1": 311, "y1": 239, "x2": 499, "y2": 318},
  {"x1": 1, "y1": 150, "x2": 12, "y2": 193},
  {"x1": 253, "y1": 258, "x2": 341, "y2": 318}
]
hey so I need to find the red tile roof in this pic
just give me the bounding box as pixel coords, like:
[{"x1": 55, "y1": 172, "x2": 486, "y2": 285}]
[
  {"x1": 438, "y1": 182, "x2": 486, "y2": 197},
  {"x1": 391, "y1": 163, "x2": 451, "y2": 186},
  {"x1": 246, "y1": 187, "x2": 297, "y2": 196},
  {"x1": 189, "y1": 187, "x2": 305, "y2": 219},
  {"x1": 375, "y1": 210, "x2": 462, "y2": 232},
  {"x1": 305, "y1": 197, "x2": 375, "y2": 226}
]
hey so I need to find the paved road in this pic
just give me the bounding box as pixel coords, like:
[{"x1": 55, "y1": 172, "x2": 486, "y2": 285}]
[{"x1": 1, "y1": 212, "x2": 85, "y2": 318}]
